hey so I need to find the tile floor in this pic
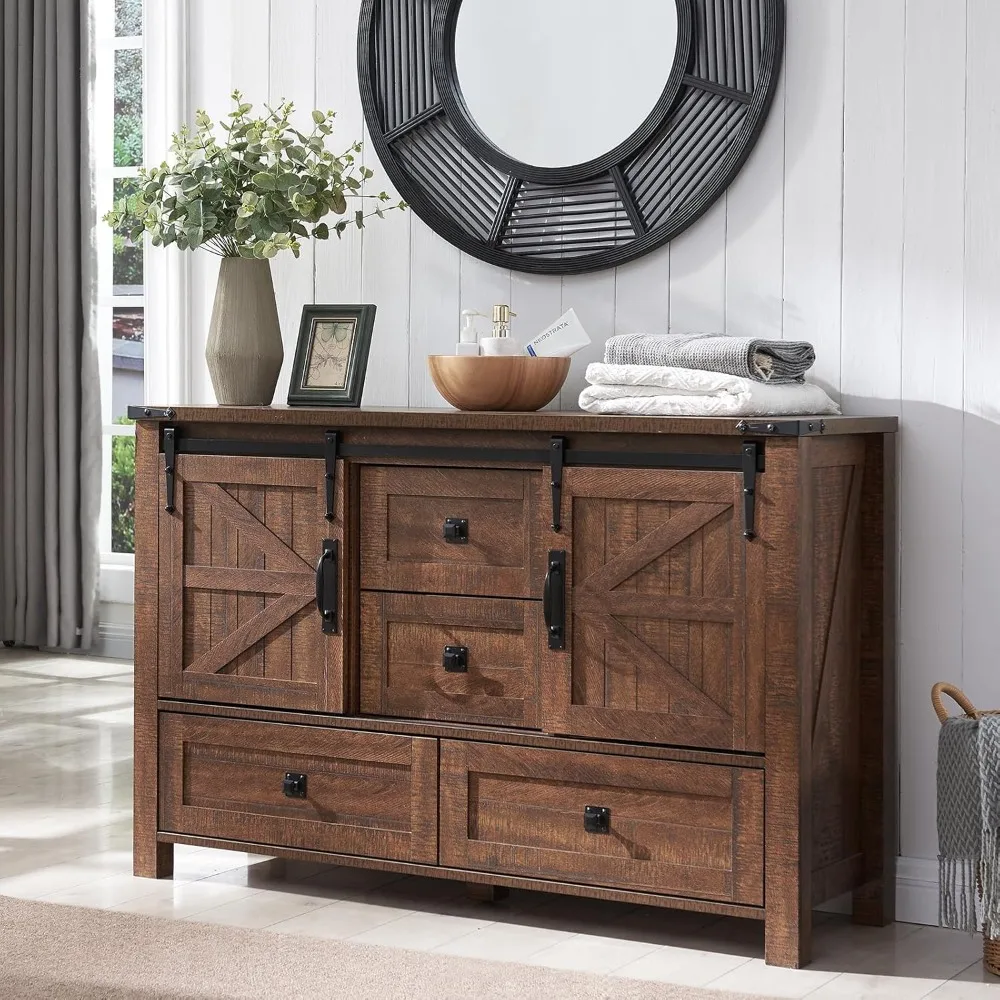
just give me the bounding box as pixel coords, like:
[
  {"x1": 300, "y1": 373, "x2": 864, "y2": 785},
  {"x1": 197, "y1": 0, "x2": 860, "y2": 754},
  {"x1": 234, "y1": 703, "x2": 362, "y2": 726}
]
[{"x1": 0, "y1": 649, "x2": 995, "y2": 999}]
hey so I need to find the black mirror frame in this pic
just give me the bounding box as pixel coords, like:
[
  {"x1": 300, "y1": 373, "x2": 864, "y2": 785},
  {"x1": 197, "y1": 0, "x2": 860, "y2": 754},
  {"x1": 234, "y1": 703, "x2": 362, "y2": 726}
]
[{"x1": 358, "y1": 0, "x2": 784, "y2": 276}]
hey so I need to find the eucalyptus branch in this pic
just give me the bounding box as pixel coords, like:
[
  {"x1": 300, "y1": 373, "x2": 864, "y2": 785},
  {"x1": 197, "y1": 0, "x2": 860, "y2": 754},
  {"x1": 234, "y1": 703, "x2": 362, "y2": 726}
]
[{"x1": 102, "y1": 90, "x2": 406, "y2": 260}]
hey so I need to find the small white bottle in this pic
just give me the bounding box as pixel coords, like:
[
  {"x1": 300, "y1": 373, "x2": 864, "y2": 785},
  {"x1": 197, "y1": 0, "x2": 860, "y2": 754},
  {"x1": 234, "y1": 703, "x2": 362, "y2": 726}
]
[
  {"x1": 455, "y1": 310, "x2": 484, "y2": 356},
  {"x1": 480, "y1": 304, "x2": 521, "y2": 356}
]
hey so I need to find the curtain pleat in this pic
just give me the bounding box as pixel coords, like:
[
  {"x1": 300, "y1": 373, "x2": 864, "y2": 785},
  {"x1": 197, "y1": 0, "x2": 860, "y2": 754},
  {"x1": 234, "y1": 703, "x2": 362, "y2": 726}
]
[{"x1": 0, "y1": 0, "x2": 100, "y2": 650}]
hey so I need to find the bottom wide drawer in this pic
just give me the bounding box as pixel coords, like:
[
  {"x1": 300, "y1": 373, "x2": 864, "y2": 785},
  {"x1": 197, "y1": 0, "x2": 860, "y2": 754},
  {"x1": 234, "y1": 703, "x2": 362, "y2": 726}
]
[
  {"x1": 159, "y1": 714, "x2": 438, "y2": 864},
  {"x1": 440, "y1": 741, "x2": 763, "y2": 905}
]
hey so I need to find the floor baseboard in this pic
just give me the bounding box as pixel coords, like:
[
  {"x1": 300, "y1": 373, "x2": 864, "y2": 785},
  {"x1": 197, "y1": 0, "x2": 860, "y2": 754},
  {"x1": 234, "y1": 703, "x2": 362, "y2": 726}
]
[
  {"x1": 93, "y1": 620, "x2": 134, "y2": 660},
  {"x1": 896, "y1": 856, "x2": 939, "y2": 926}
]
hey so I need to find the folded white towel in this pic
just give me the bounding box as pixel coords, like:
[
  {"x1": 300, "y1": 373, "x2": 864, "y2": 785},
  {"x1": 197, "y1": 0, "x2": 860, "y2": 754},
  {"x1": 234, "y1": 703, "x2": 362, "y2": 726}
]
[{"x1": 579, "y1": 363, "x2": 840, "y2": 417}]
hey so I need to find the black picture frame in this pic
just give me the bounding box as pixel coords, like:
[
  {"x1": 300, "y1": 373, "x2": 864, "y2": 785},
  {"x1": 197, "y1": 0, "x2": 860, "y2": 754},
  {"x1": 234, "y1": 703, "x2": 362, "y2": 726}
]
[
  {"x1": 358, "y1": 0, "x2": 785, "y2": 276},
  {"x1": 287, "y1": 304, "x2": 377, "y2": 407}
]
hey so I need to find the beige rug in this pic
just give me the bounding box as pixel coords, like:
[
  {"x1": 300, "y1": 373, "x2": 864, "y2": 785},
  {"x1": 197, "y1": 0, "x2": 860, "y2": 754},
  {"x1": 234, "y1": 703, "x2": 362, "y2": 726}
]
[{"x1": 0, "y1": 894, "x2": 777, "y2": 1000}]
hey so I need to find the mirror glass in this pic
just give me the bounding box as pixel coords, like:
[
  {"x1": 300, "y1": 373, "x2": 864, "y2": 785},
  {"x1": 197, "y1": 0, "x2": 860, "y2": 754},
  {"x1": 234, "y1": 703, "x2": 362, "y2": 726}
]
[{"x1": 454, "y1": 0, "x2": 678, "y2": 170}]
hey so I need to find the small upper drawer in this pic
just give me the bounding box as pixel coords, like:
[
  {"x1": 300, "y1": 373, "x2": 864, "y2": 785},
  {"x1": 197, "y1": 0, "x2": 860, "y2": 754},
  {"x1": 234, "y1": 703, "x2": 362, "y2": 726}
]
[
  {"x1": 359, "y1": 466, "x2": 541, "y2": 598},
  {"x1": 361, "y1": 592, "x2": 540, "y2": 729},
  {"x1": 440, "y1": 741, "x2": 763, "y2": 905},
  {"x1": 159, "y1": 714, "x2": 438, "y2": 864}
]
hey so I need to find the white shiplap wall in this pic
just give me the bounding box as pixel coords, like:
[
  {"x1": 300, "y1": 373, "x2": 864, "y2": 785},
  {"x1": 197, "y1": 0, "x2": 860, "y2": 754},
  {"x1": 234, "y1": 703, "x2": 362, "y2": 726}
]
[{"x1": 173, "y1": 0, "x2": 1000, "y2": 881}]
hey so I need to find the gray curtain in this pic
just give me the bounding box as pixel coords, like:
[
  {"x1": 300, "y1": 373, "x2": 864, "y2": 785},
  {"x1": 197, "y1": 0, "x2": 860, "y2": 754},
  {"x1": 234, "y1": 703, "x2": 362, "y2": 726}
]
[{"x1": 0, "y1": 0, "x2": 101, "y2": 650}]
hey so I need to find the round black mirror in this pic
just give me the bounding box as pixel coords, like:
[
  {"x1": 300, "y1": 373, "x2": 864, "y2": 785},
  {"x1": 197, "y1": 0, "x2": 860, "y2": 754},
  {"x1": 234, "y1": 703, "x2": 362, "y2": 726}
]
[{"x1": 359, "y1": 0, "x2": 784, "y2": 275}]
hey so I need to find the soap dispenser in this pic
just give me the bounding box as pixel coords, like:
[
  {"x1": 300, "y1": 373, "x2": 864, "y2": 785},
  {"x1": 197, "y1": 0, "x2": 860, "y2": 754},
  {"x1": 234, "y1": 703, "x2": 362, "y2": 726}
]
[
  {"x1": 456, "y1": 309, "x2": 484, "y2": 356},
  {"x1": 480, "y1": 304, "x2": 521, "y2": 356}
]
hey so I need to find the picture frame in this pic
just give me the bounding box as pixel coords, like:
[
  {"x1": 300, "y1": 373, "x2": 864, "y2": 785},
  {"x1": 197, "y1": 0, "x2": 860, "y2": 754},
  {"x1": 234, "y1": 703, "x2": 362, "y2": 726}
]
[{"x1": 287, "y1": 304, "x2": 377, "y2": 407}]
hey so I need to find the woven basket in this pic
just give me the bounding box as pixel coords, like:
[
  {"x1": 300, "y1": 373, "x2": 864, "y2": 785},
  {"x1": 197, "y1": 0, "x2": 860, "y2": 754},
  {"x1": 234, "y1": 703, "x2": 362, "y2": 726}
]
[{"x1": 932, "y1": 682, "x2": 1000, "y2": 977}]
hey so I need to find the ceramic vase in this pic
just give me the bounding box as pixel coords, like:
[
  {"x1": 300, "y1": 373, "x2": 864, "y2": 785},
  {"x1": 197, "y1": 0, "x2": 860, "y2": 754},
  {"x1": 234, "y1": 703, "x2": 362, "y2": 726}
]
[{"x1": 205, "y1": 258, "x2": 283, "y2": 405}]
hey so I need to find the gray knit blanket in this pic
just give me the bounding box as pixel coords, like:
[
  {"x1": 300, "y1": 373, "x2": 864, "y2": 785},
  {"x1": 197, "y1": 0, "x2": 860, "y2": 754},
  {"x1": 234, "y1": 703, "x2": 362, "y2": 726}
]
[
  {"x1": 604, "y1": 333, "x2": 816, "y2": 384},
  {"x1": 937, "y1": 715, "x2": 1000, "y2": 935}
]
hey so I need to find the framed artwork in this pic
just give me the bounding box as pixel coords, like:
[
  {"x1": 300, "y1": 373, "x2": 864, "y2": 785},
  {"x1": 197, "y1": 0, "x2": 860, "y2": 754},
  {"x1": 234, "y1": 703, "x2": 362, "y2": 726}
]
[{"x1": 287, "y1": 304, "x2": 377, "y2": 407}]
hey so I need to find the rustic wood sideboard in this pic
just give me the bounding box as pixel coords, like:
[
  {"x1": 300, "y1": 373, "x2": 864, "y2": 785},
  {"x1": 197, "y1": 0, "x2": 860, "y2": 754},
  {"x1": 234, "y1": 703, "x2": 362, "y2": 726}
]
[{"x1": 131, "y1": 406, "x2": 897, "y2": 968}]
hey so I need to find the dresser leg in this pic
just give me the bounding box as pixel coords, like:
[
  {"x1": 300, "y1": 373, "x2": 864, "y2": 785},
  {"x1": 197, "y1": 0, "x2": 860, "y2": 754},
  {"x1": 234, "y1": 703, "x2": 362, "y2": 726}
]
[
  {"x1": 852, "y1": 878, "x2": 894, "y2": 927},
  {"x1": 464, "y1": 882, "x2": 510, "y2": 903},
  {"x1": 134, "y1": 840, "x2": 173, "y2": 880},
  {"x1": 764, "y1": 910, "x2": 812, "y2": 969}
]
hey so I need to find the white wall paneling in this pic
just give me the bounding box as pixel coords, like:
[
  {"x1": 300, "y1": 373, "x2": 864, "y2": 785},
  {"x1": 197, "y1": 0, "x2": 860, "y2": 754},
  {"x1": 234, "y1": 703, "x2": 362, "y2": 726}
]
[
  {"x1": 841, "y1": 0, "x2": 906, "y2": 410},
  {"x1": 314, "y1": 0, "x2": 365, "y2": 306},
  {"x1": 963, "y1": 0, "x2": 1000, "y2": 766},
  {"x1": 409, "y1": 219, "x2": 460, "y2": 408},
  {"x1": 725, "y1": 71, "x2": 785, "y2": 341},
  {"x1": 899, "y1": 0, "x2": 967, "y2": 864},
  {"x1": 667, "y1": 196, "x2": 728, "y2": 335},
  {"x1": 359, "y1": 134, "x2": 412, "y2": 407},
  {"x1": 167, "y1": 0, "x2": 1000, "y2": 909},
  {"x1": 559, "y1": 270, "x2": 617, "y2": 407},
  {"x1": 269, "y1": 0, "x2": 318, "y2": 404},
  {"x1": 613, "y1": 254, "x2": 669, "y2": 338},
  {"x1": 781, "y1": 0, "x2": 845, "y2": 395}
]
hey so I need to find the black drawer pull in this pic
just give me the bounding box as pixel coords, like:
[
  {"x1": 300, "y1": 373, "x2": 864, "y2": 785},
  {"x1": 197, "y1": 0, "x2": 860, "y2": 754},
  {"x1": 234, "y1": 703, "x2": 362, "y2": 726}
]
[
  {"x1": 283, "y1": 772, "x2": 307, "y2": 798},
  {"x1": 583, "y1": 805, "x2": 610, "y2": 834},
  {"x1": 443, "y1": 518, "x2": 469, "y2": 543},
  {"x1": 443, "y1": 645, "x2": 468, "y2": 673},
  {"x1": 543, "y1": 550, "x2": 566, "y2": 650},
  {"x1": 315, "y1": 538, "x2": 339, "y2": 635}
]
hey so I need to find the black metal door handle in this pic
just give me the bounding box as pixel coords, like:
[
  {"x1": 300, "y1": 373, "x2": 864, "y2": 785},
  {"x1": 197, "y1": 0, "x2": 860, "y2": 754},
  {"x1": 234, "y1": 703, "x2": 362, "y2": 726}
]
[
  {"x1": 443, "y1": 645, "x2": 468, "y2": 672},
  {"x1": 443, "y1": 518, "x2": 468, "y2": 543},
  {"x1": 283, "y1": 772, "x2": 307, "y2": 798},
  {"x1": 315, "y1": 539, "x2": 339, "y2": 635},
  {"x1": 543, "y1": 550, "x2": 566, "y2": 650},
  {"x1": 583, "y1": 805, "x2": 610, "y2": 834}
]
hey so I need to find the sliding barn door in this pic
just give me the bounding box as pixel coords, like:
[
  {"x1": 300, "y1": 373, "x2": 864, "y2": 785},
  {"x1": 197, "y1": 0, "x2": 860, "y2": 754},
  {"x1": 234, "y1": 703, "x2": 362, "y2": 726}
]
[
  {"x1": 158, "y1": 455, "x2": 344, "y2": 712},
  {"x1": 541, "y1": 467, "x2": 760, "y2": 751}
]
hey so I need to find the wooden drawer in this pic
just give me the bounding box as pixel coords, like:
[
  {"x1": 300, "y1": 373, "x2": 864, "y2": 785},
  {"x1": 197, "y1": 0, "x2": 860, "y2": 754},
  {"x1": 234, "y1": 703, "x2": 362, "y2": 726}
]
[
  {"x1": 360, "y1": 592, "x2": 540, "y2": 728},
  {"x1": 159, "y1": 714, "x2": 438, "y2": 864},
  {"x1": 359, "y1": 466, "x2": 540, "y2": 597},
  {"x1": 440, "y1": 742, "x2": 763, "y2": 905}
]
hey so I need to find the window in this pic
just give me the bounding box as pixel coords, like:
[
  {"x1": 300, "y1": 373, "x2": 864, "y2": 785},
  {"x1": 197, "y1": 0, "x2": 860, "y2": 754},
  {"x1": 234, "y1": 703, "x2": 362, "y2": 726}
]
[{"x1": 96, "y1": 0, "x2": 144, "y2": 566}]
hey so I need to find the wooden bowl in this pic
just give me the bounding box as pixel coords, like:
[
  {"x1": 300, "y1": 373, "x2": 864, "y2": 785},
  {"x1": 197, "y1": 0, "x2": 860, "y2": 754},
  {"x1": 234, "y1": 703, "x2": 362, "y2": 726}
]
[{"x1": 428, "y1": 355, "x2": 571, "y2": 411}]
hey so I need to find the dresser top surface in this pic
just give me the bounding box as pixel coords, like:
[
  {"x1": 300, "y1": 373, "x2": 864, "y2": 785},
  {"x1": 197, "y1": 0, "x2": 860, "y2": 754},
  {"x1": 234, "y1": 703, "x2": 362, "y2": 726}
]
[{"x1": 129, "y1": 406, "x2": 897, "y2": 437}]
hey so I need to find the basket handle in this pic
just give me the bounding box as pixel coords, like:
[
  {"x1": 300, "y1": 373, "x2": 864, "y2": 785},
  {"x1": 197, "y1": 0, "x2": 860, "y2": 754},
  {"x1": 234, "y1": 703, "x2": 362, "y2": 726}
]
[{"x1": 931, "y1": 682, "x2": 980, "y2": 725}]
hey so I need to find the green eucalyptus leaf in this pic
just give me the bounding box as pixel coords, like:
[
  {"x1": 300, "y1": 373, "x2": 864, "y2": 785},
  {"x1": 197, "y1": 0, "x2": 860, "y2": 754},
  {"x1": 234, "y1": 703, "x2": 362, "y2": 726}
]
[{"x1": 101, "y1": 91, "x2": 401, "y2": 257}]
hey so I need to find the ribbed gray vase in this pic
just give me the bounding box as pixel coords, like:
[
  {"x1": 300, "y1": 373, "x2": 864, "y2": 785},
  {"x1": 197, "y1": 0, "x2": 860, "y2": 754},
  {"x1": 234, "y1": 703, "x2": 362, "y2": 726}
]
[{"x1": 205, "y1": 258, "x2": 284, "y2": 405}]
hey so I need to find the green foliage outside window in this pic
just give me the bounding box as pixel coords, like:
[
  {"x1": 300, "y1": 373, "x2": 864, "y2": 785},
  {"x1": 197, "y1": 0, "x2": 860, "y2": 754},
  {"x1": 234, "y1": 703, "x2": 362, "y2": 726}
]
[
  {"x1": 114, "y1": 48, "x2": 143, "y2": 167},
  {"x1": 111, "y1": 419, "x2": 136, "y2": 554},
  {"x1": 112, "y1": 178, "x2": 144, "y2": 287},
  {"x1": 115, "y1": 0, "x2": 142, "y2": 36}
]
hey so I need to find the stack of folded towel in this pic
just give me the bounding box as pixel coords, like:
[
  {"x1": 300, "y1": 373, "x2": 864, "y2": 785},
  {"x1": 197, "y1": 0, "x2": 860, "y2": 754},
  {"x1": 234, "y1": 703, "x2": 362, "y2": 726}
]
[{"x1": 579, "y1": 333, "x2": 840, "y2": 418}]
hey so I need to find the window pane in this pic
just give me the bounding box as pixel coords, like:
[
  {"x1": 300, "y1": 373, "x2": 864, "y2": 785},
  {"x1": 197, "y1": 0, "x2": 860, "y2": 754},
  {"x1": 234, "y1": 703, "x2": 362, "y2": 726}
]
[
  {"x1": 115, "y1": 0, "x2": 142, "y2": 36},
  {"x1": 114, "y1": 49, "x2": 143, "y2": 167},
  {"x1": 110, "y1": 430, "x2": 136, "y2": 554},
  {"x1": 111, "y1": 178, "x2": 144, "y2": 292},
  {"x1": 112, "y1": 315, "x2": 144, "y2": 421},
  {"x1": 113, "y1": 306, "x2": 143, "y2": 342}
]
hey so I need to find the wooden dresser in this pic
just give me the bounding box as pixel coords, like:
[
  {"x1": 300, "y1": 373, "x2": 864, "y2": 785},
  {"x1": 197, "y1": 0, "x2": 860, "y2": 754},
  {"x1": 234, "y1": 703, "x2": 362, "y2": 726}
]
[{"x1": 131, "y1": 406, "x2": 897, "y2": 968}]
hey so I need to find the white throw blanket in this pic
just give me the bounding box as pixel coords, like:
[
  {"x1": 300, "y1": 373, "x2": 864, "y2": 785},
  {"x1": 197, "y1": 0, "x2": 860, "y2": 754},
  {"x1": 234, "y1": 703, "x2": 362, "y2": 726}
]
[{"x1": 579, "y1": 363, "x2": 841, "y2": 417}]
